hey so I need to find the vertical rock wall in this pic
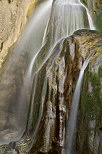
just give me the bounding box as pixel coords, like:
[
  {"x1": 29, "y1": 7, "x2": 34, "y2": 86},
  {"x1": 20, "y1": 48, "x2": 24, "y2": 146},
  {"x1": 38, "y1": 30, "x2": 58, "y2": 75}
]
[{"x1": 0, "y1": 0, "x2": 36, "y2": 68}]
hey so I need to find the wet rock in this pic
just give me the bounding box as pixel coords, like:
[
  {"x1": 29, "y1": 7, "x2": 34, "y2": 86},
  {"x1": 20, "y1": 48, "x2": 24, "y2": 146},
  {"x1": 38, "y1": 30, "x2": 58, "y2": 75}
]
[
  {"x1": 76, "y1": 47, "x2": 102, "y2": 154},
  {"x1": 81, "y1": 0, "x2": 102, "y2": 32},
  {"x1": 14, "y1": 29, "x2": 102, "y2": 153}
]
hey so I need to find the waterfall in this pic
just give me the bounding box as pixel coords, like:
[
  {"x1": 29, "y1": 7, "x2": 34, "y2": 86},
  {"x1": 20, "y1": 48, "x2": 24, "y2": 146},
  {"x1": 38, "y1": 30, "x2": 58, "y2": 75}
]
[
  {"x1": 43, "y1": 0, "x2": 90, "y2": 47},
  {"x1": 0, "y1": 0, "x2": 95, "y2": 151},
  {"x1": 24, "y1": 0, "x2": 95, "y2": 152},
  {"x1": 31, "y1": 0, "x2": 95, "y2": 76},
  {"x1": 0, "y1": 0, "x2": 52, "y2": 145},
  {"x1": 65, "y1": 50, "x2": 96, "y2": 154}
]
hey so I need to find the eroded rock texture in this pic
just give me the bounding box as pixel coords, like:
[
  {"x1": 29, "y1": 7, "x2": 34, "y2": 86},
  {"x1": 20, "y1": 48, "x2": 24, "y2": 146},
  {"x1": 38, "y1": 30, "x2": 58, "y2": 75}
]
[
  {"x1": 77, "y1": 44, "x2": 102, "y2": 153},
  {"x1": 81, "y1": 0, "x2": 102, "y2": 32},
  {"x1": 0, "y1": 0, "x2": 36, "y2": 68},
  {"x1": 12, "y1": 29, "x2": 102, "y2": 154}
]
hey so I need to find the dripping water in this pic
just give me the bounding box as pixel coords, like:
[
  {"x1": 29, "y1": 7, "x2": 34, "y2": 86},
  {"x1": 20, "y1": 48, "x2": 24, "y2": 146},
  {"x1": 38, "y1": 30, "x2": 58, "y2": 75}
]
[{"x1": 65, "y1": 51, "x2": 96, "y2": 154}]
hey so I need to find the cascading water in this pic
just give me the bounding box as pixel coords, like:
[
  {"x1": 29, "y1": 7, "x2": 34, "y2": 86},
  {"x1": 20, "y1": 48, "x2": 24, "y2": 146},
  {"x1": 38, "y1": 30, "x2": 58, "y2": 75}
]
[
  {"x1": 43, "y1": 0, "x2": 95, "y2": 45},
  {"x1": 0, "y1": 0, "x2": 52, "y2": 145},
  {"x1": 65, "y1": 50, "x2": 96, "y2": 154},
  {"x1": 31, "y1": 0, "x2": 95, "y2": 75},
  {"x1": 23, "y1": 0, "x2": 95, "y2": 152},
  {"x1": 0, "y1": 0, "x2": 95, "y2": 152}
]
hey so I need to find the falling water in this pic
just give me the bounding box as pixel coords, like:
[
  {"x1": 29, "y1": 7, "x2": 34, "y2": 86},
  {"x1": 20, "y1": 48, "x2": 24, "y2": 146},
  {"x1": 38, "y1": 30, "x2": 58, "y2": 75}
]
[
  {"x1": 0, "y1": 0, "x2": 52, "y2": 145},
  {"x1": 0, "y1": 0, "x2": 95, "y2": 151},
  {"x1": 25, "y1": 0, "x2": 95, "y2": 153},
  {"x1": 65, "y1": 51, "x2": 96, "y2": 154},
  {"x1": 43, "y1": 0, "x2": 90, "y2": 47},
  {"x1": 31, "y1": 0, "x2": 95, "y2": 75},
  {"x1": 24, "y1": 0, "x2": 95, "y2": 152}
]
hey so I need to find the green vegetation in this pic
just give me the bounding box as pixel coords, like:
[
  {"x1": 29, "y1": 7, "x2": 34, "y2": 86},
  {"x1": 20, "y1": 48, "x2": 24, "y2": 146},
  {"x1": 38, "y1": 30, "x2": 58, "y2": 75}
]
[
  {"x1": 95, "y1": 11, "x2": 102, "y2": 32},
  {"x1": 81, "y1": 65, "x2": 102, "y2": 120},
  {"x1": 90, "y1": 47, "x2": 102, "y2": 63}
]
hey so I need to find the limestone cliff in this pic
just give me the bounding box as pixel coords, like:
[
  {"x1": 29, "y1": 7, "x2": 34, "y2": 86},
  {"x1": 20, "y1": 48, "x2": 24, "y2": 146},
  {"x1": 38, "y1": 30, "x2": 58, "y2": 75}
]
[{"x1": 0, "y1": 0, "x2": 36, "y2": 68}]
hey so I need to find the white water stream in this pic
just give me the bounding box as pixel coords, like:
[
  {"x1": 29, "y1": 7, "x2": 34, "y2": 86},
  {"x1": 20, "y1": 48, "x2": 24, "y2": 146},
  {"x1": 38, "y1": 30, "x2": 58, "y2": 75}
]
[
  {"x1": 65, "y1": 51, "x2": 95, "y2": 154},
  {"x1": 0, "y1": 0, "x2": 95, "y2": 150},
  {"x1": 24, "y1": 0, "x2": 95, "y2": 152},
  {"x1": 0, "y1": 0, "x2": 52, "y2": 145},
  {"x1": 30, "y1": 0, "x2": 95, "y2": 75}
]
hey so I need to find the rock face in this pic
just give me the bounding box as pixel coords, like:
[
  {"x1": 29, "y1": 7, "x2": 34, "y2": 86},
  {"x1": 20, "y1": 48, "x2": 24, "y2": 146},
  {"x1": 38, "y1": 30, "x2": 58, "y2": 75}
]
[
  {"x1": 81, "y1": 0, "x2": 102, "y2": 18},
  {"x1": 0, "y1": 0, "x2": 36, "y2": 68},
  {"x1": 9, "y1": 29, "x2": 101, "y2": 154},
  {"x1": 0, "y1": 1, "x2": 102, "y2": 153},
  {"x1": 81, "y1": 0, "x2": 102, "y2": 32},
  {"x1": 77, "y1": 46, "x2": 102, "y2": 153}
]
